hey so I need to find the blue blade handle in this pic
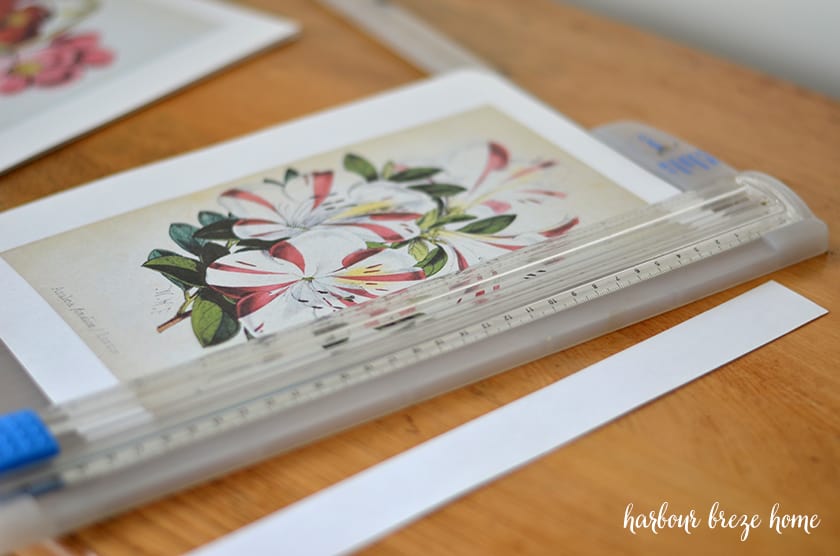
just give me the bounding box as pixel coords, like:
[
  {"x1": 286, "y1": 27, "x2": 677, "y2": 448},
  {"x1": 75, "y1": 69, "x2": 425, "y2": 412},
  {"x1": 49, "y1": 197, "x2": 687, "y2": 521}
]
[{"x1": 0, "y1": 410, "x2": 59, "y2": 473}]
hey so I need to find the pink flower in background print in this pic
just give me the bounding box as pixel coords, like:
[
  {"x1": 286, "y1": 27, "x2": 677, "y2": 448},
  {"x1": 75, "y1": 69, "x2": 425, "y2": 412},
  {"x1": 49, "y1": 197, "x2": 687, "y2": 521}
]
[
  {"x1": 217, "y1": 170, "x2": 437, "y2": 243},
  {"x1": 205, "y1": 230, "x2": 425, "y2": 335},
  {"x1": 0, "y1": 31, "x2": 113, "y2": 94}
]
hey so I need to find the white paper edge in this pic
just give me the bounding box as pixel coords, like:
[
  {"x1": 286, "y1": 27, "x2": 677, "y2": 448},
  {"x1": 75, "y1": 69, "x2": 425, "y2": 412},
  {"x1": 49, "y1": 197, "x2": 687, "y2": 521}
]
[
  {"x1": 188, "y1": 281, "x2": 827, "y2": 556},
  {"x1": 0, "y1": 70, "x2": 679, "y2": 404},
  {"x1": 0, "y1": 0, "x2": 299, "y2": 173}
]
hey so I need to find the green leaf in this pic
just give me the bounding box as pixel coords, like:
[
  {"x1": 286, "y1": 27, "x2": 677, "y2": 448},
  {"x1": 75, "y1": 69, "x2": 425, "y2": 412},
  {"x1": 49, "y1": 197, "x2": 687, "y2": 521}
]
[
  {"x1": 194, "y1": 219, "x2": 238, "y2": 240},
  {"x1": 284, "y1": 168, "x2": 300, "y2": 183},
  {"x1": 408, "y1": 239, "x2": 429, "y2": 262},
  {"x1": 344, "y1": 153, "x2": 378, "y2": 182},
  {"x1": 148, "y1": 249, "x2": 178, "y2": 259},
  {"x1": 198, "y1": 211, "x2": 226, "y2": 227},
  {"x1": 147, "y1": 249, "x2": 192, "y2": 290},
  {"x1": 416, "y1": 208, "x2": 438, "y2": 230},
  {"x1": 456, "y1": 214, "x2": 516, "y2": 235},
  {"x1": 365, "y1": 241, "x2": 388, "y2": 250},
  {"x1": 416, "y1": 246, "x2": 448, "y2": 277},
  {"x1": 199, "y1": 242, "x2": 229, "y2": 265},
  {"x1": 434, "y1": 197, "x2": 446, "y2": 215},
  {"x1": 431, "y1": 214, "x2": 477, "y2": 228},
  {"x1": 390, "y1": 167, "x2": 441, "y2": 182},
  {"x1": 142, "y1": 255, "x2": 205, "y2": 287},
  {"x1": 169, "y1": 223, "x2": 206, "y2": 256},
  {"x1": 211, "y1": 289, "x2": 237, "y2": 316},
  {"x1": 191, "y1": 291, "x2": 240, "y2": 347},
  {"x1": 381, "y1": 161, "x2": 396, "y2": 179},
  {"x1": 408, "y1": 184, "x2": 466, "y2": 198}
]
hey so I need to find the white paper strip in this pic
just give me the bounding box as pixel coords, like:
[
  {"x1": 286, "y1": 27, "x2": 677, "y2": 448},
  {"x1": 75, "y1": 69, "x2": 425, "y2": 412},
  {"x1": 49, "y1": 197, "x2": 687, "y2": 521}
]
[{"x1": 190, "y1": 281, "x2": 826, "y2": 556}]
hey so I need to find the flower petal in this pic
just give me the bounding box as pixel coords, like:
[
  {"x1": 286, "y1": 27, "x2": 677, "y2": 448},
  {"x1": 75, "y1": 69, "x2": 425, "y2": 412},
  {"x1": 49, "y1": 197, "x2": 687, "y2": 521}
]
[
  {"x1": 437, "y1": 231, "x2": 529, "y2": 270},
  {"x1": 34, "y1": 64, "x2": 81, "y2": 87},
  {"x1": 231, "y1": 219, "x2": 297, "y2": 242},
  {"x1": 220, "y1": 172, "x2": 352, "y2": 239},
  {"x1": 238, "y1": 282, "x2": 322, "y2": 335},
  {"x1": 0, "y1": 74, "x2": 29, "y2": 94},
  {"x1": 341, "y1": 247, "x2": 384, "y2": 268},
  {"x1": 326, "y1": 247, "x2": 425, "y2": 296},
  {"x1": 54, "y1": 32, "x2": 99, "y2": 49},
  {"x1": 206, "y1": 249, "x2": 302, "y2": 296},
  {"x1": 284, "y1": 172, "x2": 347, "y2": 222},
  {"x1": 83, "y1": 48, "x2": 114, "y2": 66},
  {"x1": 337, "y1": 180, "x2": 436, "y2": 219},
  {"x1": 220, "y1": 186, "x2": 283, "y2": 222},
  {"x1": 288, "y1": 229, "x2": 369, "y2": 276},
  {"x1": 237, "y1": 290, "x2": 284, "y2": 318},
  {"x1": 269, "y1": 240, "x2": 306, "y2": 272},
  {"x1": 541, "y1": 217, "x2": 579, "y2": 237},
  {"x1": 429, "y1": 142, "x2": 510, "y2": 196},
  {"x1": 311, "y1": 171, "x2": 333, "y2": 210},
  {"x1": 326, "y1": 220, "x2": 418, "y2": 242}
]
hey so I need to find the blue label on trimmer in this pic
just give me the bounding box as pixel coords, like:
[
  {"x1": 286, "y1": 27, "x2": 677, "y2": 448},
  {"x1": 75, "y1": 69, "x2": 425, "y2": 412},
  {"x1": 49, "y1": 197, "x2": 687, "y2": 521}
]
[{"x1": 0, "y1": 409, "x2": 59, "y2": 473}]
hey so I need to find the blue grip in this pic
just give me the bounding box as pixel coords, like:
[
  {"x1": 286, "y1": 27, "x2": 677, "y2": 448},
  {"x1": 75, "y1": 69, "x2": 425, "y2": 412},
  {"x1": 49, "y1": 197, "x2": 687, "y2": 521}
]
[{"x1": 0, "y1": 409, "x2": 59, "y2": 473}]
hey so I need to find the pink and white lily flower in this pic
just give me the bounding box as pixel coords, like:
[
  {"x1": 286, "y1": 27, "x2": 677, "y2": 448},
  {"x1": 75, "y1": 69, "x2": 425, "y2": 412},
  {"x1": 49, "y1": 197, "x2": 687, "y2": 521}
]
[
  {"x1": 441, "y1": 141, "x2": 579, "y2": 237},
  {"x1": 218, "y1": 170, "x2": 436, "y2": 244},
  {"x1": 205, "y1": 229, "x2": 426, "y2": 335},
  {"x1": 404, "y1": 141, "x2": 579, "y2": 272}
]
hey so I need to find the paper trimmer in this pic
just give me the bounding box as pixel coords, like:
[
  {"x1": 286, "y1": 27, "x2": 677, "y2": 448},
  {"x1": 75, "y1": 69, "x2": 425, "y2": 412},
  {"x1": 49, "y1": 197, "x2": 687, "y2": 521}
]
[{"x1": 0, "y1": 164, "x2": 828, "y2": 548}]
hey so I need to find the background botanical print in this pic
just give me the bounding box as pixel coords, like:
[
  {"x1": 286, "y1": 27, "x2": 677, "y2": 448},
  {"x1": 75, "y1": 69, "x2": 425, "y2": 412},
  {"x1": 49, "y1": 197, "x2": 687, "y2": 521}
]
[
  {"x1": 0, "y1": 0, "x2": 214, "y2": 129},
  {"x1": 2, "y1": 107, "x2": 645, "y2": 380},
  {"x1": 0, "y1": 0, "x2": 114, "y2": 94},
  {"x1": 143, "y1": 141, "x2": 580, "y2": 347}
]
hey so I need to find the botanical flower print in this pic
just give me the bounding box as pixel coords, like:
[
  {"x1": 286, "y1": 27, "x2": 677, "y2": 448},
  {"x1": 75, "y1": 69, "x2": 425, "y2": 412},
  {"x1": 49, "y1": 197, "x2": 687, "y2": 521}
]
[
  {"x1": 205, "y1": 229, "x2": 425, "y2": 336},
  {"x1": 0, "y1": 30, "x2": 112, "y2": 93},
  {"x1": 143, "y1": 146, "x2": 578, "y2": 348},
  {"x1": 1, "y1": 1, "x2": 112, "y2": 94},
  {"x1": 216, "y1": 169, "x2": 436, "y2": 244}
]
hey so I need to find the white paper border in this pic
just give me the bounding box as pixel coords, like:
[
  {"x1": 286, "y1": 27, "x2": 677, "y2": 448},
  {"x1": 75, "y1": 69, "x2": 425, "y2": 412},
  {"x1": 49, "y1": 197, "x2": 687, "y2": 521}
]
[
  {"x1": 0, "y1": 0, "x2": 299, "y2": 173},
  {"x1": 0, "y1": 70, "x2": 679, "y2": 403}
]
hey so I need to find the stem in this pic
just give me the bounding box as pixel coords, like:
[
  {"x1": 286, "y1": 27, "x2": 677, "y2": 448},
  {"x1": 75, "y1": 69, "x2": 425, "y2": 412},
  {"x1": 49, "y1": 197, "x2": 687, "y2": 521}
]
[
  {"x1": 156, "y1": 290, "x2": 198, "y2": 333},
  {"x1": 156, "y1": 311, "x2": 192, "y2": 333},
  {"x1": 179, "y1": 290, "x2": 197, "y2": 314}
]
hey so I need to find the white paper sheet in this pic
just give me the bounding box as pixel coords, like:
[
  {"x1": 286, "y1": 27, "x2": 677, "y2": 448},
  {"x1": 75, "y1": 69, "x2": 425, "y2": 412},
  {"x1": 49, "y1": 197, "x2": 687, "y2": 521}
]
[{"x1": 189, "y1": 281, "x2": 827, "y2": 556}]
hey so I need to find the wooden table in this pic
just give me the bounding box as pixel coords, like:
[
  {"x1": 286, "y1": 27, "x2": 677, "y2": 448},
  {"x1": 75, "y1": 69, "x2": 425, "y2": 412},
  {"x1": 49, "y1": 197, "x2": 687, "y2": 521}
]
[{"x1": 6, "y1": 1, "x2": 838, "y2": 554}]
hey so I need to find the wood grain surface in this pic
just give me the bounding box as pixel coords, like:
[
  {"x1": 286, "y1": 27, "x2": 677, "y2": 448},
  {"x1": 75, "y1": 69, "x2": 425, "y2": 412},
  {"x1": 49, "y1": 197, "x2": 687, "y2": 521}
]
[{"x1": 6, "y1": 0, "x2": 839, "y2": 554}]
